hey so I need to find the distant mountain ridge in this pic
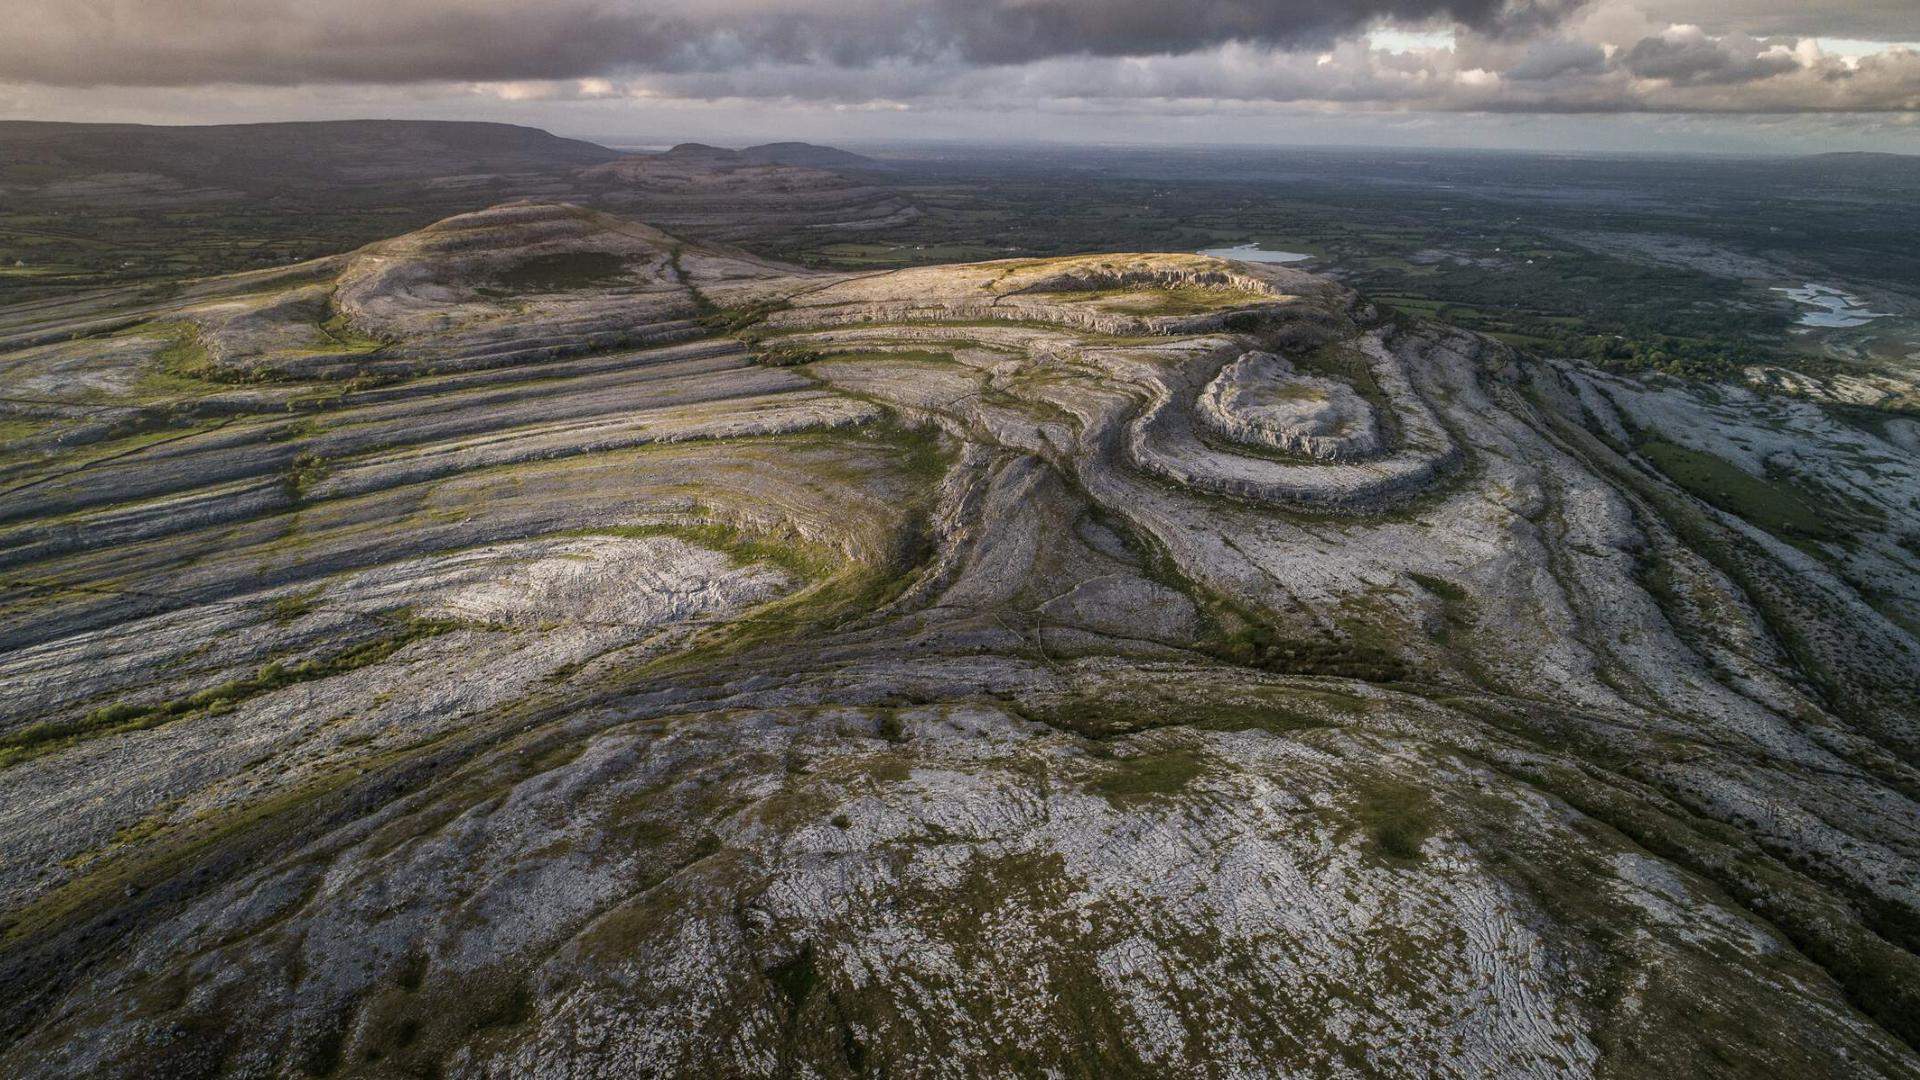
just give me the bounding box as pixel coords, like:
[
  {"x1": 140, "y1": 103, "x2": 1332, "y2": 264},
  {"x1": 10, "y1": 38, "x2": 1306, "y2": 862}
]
[
  {"x1": 1790, "y1": 150, "x2": 1920, "y2": 176},
  {"x1": 0, "y1": 121, "x2": 890, "y2": 203},
  {"x1": 0, "y1": 119, "x2": 620, "y2": 193},
  {"x1": 0, "y1": 121, "x2": 907, "y2": 292}
]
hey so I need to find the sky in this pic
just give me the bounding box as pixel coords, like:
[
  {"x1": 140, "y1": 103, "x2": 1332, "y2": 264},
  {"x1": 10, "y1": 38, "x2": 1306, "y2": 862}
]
[{"x1": 2, "y1": 0, "x2": 1917, "y2": 154}]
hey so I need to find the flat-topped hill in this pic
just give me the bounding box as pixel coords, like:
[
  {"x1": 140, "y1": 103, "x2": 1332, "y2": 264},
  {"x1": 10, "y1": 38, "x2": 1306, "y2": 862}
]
[{"x1": 654, "y1": 142, "x2": 883, "y2": 170}]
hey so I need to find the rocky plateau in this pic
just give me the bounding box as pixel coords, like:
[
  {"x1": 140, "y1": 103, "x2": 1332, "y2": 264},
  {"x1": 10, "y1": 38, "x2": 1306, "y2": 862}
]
[{"x1": 0, "y1": 200, "x2": 1917, "y2": 1078}]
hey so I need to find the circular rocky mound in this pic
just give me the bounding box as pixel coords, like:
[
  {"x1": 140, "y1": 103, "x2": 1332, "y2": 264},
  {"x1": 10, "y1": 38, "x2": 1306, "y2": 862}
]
[{"x1": 1197, "y1": 350, "x2": 1383, "y2": 461}]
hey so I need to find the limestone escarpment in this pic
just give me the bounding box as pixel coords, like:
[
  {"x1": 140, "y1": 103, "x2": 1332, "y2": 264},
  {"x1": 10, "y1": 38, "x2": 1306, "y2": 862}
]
[
  {"x1": 1, "y1": 203, "x2": 1917, "y2": 1078},
  {"x1": 761, "y1": 252, "x2": 1360, "y2": 340}
]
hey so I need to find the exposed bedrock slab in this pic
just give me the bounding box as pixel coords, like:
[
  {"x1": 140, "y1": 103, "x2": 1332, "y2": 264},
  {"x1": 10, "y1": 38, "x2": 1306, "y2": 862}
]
[{"x1": 0, "y1": 534, "x2": 798, "y2": 917}]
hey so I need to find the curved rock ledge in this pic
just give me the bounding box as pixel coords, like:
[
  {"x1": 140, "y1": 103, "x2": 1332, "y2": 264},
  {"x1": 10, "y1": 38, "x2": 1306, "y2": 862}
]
[{"x1": 1127, "y1": 329, "x2": 1462, "y2": 510}]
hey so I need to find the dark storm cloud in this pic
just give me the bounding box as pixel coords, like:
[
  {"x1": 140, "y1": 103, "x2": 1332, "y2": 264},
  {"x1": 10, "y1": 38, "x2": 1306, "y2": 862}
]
[
  {"x1": 0, "y1": 2, "x2": 677, "y2": 86},
  {"x1": 876, "y1": 0, "x2": 1584, "y2": 65},
  {"x1": 1622, "y1": 30, "x2": 1800, "y2": 85},
  {"x1": 2, "y1": 0, "x2": 1585, "y2": 87},
  {"x1": 1503, "y1": 39, "x2": 1609, "y2": 80}
]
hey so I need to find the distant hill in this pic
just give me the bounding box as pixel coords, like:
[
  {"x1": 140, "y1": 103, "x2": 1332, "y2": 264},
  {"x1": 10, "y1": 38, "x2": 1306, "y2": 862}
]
[
  {"x1": 0, "y1": 123, "x2": 911, "y2": 294},
  {"x1": 738, "y1": 142, "x2": 886, "y2": 170},
  {"x1": 1802, "y1": 151, "x2": 1917, "y2": 162},
  {"x1": 578, "y1": 143, "x2": 918, "y2": 239},
  {"x1": 1774, "y1": 151, "x2": 1920, "y2": 197},
  {"x1": 659, "y1": 142, "x2": 743, "y2": 162},
  {"x1": 657, "y1": 141, "x2": 886, "y2": 171},
  {"x1": 0, "y1": 119, "x2": 619, "y2": 194}
]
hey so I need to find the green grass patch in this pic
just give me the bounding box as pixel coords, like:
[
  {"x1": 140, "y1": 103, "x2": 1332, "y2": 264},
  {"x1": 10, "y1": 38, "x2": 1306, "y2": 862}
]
[
  {"x1": 1405, "y1": 572, "x2": 1468, "y2": 605},
  {"x1": 151, "y1": 322, "x2": 213, "y2": 380},
  {"x1": 1406, "y1": 572, "x2": 1479, "y2": 653},
  {"x1": 1217, "y1": 624, "x2": 1410, "y2": 683},
  {"x1": 268, "y1": 588, "x2": 322, "y2": 624},
  {"x1": 816, "y1": 349, "x2": 955, "y2": 365},
  {"x1": 1042, "y1": 285, "x2": 1272, "y2": 317},
  {"x1": 1092, "y1": 750, "x2": 1206, "y2": 803},
  {"x1": 122, "y1": 320, "x2": 242, "y2": 399},
  {"x1": 774, "y1": 347, "x2": 959, "y2": 371},
  {"x1": 286, "y1": 452, "x2": 331, "y2": 499},
  {"x1": 752, "y1": 345, "x2": 956, "y2": 367},
  {"x1": 486, "y1": 251, "x2": 631, "y2": 294},
  {"x1": 1035, "y1": 690, "x2": 1347, "y2": 740},
  {"x1": 767, "y1": 942, "x2": 821, "y2": 1010},
  {"x1": 561, "y1": 521, "x2": 831, "y2": 582},
  {"x1": 701, "y1": 298, "x2": 792, "y2": 336},
  {"x1": 1352, "y1": 778, "x2": 1435, "y2": 863},
  {"x1": 1289, "y1": 341, "x2": 1397, "y2": 434},
  {"x1": 0, "y1": 416, "x2": 54, "y2": 443},
  {"x1": 116, "y1": 319, "x2": 274, "y2": 399},
  {"x1": 316, "y1": 310, "x2": 386, "y2": 353},
  {"x1": 799, "y1": 241, "x2": 1010, "y2": 269},
  {"x1": 1636, "y1": 439, "x2": 1839, "y2": 548}
]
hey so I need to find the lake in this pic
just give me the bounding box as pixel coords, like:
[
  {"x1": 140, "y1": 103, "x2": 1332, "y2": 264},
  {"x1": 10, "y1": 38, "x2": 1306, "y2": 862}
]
[
  {"x1": 1774, "y1": 283, "x2": 1893, "y2": 329},
  {"x1": 1199, "y1": 243, "x2": 1313, "y2": 264}
]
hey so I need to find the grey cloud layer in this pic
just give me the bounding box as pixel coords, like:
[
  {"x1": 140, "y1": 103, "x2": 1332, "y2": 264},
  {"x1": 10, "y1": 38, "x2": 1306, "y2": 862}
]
[
  {"x1": 3, "y1": 0, "x2": 1915, "y2": 114},
  {"x1": 612, "y1": 35, "x2": 1920, "y2": 113},
  {"x1": 1636, "y1": 0, "x2": 1920, "y2": 39},
  {"x1": 3, "y1": 0, "x2": 1578, "y2": 86}
]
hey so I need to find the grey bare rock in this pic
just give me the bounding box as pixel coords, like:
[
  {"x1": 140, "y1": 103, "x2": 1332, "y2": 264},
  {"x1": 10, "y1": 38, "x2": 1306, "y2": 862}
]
[{"x1": 0, "y1": 202, "x2": 1916, "y2": 1079}]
